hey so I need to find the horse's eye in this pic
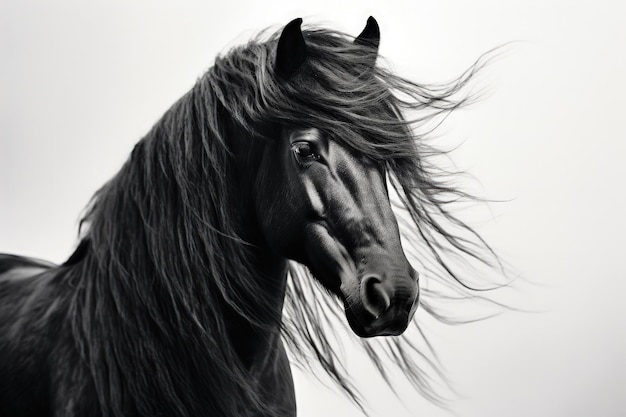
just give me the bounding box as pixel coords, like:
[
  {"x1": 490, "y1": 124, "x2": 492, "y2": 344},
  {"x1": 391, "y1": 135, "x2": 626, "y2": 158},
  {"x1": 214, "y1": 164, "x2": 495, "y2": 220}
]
[{"x1": 291, "y1": 141, "x2": 320, "y2": 165}]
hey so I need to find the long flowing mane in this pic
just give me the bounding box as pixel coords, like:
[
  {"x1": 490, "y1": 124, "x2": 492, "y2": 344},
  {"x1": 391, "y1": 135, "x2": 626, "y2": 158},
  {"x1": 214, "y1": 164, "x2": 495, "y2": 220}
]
[{"x1": 64, "y1": 22, "x2": 507, "y2": 416}]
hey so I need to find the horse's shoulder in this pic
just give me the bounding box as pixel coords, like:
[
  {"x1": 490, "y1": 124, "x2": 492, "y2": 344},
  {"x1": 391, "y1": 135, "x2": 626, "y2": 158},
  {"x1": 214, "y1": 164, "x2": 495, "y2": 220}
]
[
  {"x1": 0, "y1": 253, "x2": 56, "y2": 275},
  {"x1": 0, "y1": 253, "x2": 61, "y2": 337}
]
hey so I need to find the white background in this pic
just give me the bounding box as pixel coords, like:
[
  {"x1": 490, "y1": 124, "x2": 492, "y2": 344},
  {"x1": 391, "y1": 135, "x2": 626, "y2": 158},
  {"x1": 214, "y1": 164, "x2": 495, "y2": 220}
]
[{"x1": 1, "y1": 1, "x2": 625, "y2": 416}]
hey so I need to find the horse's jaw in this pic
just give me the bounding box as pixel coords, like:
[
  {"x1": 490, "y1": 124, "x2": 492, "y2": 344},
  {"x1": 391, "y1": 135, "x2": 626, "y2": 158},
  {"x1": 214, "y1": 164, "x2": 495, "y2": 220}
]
[{"x1": 302, "y1": 222, "x2": 419, "y2": 338}]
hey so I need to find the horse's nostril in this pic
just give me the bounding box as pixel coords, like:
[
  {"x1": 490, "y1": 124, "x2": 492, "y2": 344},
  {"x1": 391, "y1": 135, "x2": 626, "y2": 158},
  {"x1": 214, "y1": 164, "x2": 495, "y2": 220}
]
[{"x1": 361, "y1": 274, "x2": 391, "y2": 319}]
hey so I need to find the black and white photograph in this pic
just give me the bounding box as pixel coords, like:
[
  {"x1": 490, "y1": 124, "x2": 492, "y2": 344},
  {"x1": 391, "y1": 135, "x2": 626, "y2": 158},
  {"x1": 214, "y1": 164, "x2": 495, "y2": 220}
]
[{"x1": 1, "y1": 1, "x2": 624, "y2": 416}]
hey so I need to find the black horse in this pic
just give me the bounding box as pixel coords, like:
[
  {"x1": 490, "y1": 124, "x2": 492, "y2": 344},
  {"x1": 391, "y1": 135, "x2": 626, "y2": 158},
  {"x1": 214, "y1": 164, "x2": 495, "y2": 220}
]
[{"x1": 0, "y1": 17, "x2": 503, "y2": 417}]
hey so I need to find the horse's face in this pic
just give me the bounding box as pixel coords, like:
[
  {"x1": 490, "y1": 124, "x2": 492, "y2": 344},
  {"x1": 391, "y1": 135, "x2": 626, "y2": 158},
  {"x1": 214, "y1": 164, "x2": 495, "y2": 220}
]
[
  {"x1": 253, "y1": 17, "x2": 419, "y2": 337},
  {"x1": 257, "y1": 126, "x2": 419, "y2": 337}
]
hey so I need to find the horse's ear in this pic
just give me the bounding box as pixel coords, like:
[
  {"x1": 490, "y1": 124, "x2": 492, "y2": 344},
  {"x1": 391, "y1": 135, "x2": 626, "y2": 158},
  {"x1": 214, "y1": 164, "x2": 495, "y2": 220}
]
[
  {"x1": 354, "y1": 16, "x2": 380, "y2": 56},
  {"x1": 275, "y1": 18, "x2": 307, "y2": 79}
]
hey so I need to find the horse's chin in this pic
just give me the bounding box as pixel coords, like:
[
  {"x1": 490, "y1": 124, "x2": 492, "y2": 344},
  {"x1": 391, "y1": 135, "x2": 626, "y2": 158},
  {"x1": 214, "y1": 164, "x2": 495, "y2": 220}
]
[{"x1": 344, "y1": 304, "x2": 411, "y2": 338}]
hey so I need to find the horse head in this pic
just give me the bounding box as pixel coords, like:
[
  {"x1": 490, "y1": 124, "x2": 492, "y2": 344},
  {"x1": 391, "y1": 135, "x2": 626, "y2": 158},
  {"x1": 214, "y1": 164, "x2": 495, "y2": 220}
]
[{"x1": 255, "y1": 17, "x2": 419, "y2": 338}]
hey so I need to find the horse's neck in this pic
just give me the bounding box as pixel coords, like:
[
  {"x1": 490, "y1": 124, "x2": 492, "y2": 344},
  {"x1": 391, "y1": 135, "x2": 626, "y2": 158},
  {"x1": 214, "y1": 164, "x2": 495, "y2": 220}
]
[
  {"x1": 223, "y1": 252, "x2": 296, "y2": 416},
  {"x1": 224, "y1": 248, "x2": 289, "y2": 369},
  {"x1": 221, "y1": 125, "x2": 292, "y2": 368}
]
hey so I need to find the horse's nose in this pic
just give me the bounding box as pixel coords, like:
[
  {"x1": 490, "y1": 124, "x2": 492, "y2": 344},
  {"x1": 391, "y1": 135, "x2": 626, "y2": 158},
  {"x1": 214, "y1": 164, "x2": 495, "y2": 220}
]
[{"x1": 360, "y1": 274, "x2": 391, "y2": 319}]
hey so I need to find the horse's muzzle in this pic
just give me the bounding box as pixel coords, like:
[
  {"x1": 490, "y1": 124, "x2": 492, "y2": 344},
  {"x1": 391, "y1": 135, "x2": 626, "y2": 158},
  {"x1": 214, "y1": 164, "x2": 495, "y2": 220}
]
[{"x1": 344, "y1": 268, "x2": 419, "y2": 337}]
